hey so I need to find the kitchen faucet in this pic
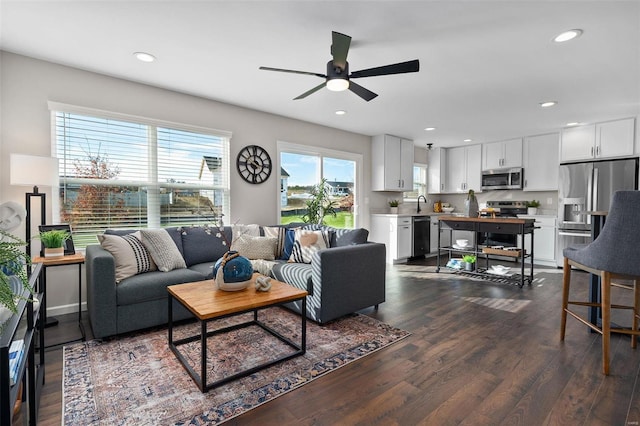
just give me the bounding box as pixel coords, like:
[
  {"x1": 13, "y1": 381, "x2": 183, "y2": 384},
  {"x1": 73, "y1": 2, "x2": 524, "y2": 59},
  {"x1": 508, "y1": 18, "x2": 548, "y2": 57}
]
[{"x1": 416, "y1": 195, "x2": 428, "y2": 213}]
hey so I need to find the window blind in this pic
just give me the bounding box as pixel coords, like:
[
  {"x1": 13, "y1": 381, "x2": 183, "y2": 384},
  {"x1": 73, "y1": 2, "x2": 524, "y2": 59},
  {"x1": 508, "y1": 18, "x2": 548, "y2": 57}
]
[{"x1": 53, "y1": 108, "x2": 230, "y2": 248}]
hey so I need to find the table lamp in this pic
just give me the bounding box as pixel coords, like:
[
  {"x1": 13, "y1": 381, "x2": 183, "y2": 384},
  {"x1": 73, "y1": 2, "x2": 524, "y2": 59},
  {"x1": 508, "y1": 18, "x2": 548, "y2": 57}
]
[{"x1": 9, "y1": 153, "x2": 59, "y2": 259}]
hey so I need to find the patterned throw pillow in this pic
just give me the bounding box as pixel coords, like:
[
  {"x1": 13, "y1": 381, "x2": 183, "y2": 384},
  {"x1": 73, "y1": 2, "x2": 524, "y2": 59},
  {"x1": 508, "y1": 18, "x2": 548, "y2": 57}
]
[
  {"x1": 288, "y1": 229, "x2": 330, "y2": 264},
  {"x1": 262, "y1": 226, "x2": 286, "y2": 259},
  {"x1": 231, "y1": 235, "x2": 278, "y2": 260},
  {"x1": 97, "y1": 231, "x2": 157, "y2": 283},
  {"x1": 139, "y1": 229, "x2": 186, "y2": 272}
]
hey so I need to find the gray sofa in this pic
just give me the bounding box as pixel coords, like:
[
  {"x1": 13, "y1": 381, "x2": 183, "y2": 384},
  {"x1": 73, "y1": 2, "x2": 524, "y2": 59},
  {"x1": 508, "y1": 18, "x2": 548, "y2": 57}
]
[{"x1": 85, "y1": 224, "x2": 386, "y2": 339}]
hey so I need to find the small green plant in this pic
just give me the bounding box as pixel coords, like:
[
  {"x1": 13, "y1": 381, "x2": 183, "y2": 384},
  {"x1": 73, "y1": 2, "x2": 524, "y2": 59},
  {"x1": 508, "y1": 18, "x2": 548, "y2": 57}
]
[
  {"x1": 39, "y1": 229, "x2": 70, "y2": 248},
  {"x1": 388, "y1": 200, "x2": 399, "y2": 207},
  {"x1": 0, "y1": 230, "x2": 32, "y2": 313},
  {"x1": 527, "y1": 200, "x2": 541, "y2": 208},
  {"x1": 462, "y1": 254, "x2": 477, "y2": 264},
  {"x1": 302, "y1": 178, "x2": 338, "y2": 225}
]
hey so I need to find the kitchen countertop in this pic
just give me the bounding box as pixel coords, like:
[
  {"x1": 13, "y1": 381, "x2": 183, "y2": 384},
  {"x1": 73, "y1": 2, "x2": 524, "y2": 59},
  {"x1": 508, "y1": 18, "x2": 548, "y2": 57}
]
[{"x1": 370, "y1": 212, "x2": 445, "y2": 217}]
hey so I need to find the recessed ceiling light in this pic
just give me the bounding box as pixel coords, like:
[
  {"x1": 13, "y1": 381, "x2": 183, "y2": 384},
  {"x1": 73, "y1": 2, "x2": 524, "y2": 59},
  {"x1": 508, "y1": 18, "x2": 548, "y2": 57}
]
[
  {"x1": 424, "y1": 127, "x2": 436, "y2": 131},
  {"x1": 539, "y1": 101, "x2": 557, "y2": 108},
  {"x1": 134, "y1": 52, "x2": 156, "y2": 62},
  {"x1": 464, "y1": 139, "x2": 472, "y2": 142},
  {"x1": 335, "y1": 110, "x2": 346, "y2": 115},
  {"x1": 553, "y1": 29, "x2": 583, "y2": 43},
  {"x1": 566, "y1": 122, "x2": 583, "y2": 126}
]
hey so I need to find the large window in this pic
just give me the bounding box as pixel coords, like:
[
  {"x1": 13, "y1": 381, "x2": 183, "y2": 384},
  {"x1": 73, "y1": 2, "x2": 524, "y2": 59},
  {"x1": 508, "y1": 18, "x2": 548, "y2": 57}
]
[
  {"x1": 278, "y1": 142, "x2": 361, "y2": 229},
  {"x1": 51, "y1": 103, "x2": 231, "y2": 247}
]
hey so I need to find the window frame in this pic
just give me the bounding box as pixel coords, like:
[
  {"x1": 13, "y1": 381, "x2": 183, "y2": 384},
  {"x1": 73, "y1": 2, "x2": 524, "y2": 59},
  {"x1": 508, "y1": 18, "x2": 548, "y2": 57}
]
[
  {"x1": 277, "y1": 140, "x2": 363, "y2": 228},
  {"x1": 49, "y1": 101, "x2": 232, "y2": 244},
  {"x1": 403, "y1": 163, "x2": 428, "y2": 201}
]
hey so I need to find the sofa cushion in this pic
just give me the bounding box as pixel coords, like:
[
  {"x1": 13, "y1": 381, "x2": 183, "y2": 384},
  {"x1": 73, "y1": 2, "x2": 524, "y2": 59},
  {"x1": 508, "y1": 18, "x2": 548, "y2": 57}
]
[
  {"x1": 188, "y1": 262, "x2": 216, "y2": 280},
  {"x1": 289, "y1": 229, "x2": 330, "y2": 264},
  {"x1": 179, "y1": 225, "x2": 231, "y2": 267},
  {"x1": 116, "y1": 268, "x2": 207, "y2": 306},
  {"x1": 140, "y1": 229, "x2": 187, "y2": 272},
  {"x1": 97, "y1": 232, "x2": 156, "y2": 283},
  {"x1": 231, "y1": 234, "x2": 278, "y2": 260}
]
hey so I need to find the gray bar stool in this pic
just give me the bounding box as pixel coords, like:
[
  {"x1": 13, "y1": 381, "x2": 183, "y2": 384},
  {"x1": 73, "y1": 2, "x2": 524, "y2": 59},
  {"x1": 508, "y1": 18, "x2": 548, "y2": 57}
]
[{"x1": 560, "y1": 190, "x2": 640, "y2": 375}]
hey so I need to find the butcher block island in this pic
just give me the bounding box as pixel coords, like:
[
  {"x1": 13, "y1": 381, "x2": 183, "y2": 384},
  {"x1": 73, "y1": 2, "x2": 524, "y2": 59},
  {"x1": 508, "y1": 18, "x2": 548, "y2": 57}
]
[{"x1": 436, "y1": 215, "x2": 536, "y2": 287}]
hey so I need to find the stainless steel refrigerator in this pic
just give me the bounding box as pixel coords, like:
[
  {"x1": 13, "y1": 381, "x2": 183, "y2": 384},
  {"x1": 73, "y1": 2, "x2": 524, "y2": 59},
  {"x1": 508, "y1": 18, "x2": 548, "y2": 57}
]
[{"x1": 556, "y1": 157, "x2": 638, "y2": 266}]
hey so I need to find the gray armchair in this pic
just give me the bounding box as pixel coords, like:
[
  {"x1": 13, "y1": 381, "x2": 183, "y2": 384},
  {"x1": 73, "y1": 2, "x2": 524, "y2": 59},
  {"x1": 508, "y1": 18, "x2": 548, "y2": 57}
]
[{"x1": 560, "y1": 190, "x2": 640, "y2": 375}]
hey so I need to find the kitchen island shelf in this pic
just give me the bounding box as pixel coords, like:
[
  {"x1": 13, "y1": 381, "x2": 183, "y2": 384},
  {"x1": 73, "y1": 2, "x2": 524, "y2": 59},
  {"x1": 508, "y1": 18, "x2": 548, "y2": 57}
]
[{"x1": 436, "y1": 216, "x2": 536, "y2": 288}]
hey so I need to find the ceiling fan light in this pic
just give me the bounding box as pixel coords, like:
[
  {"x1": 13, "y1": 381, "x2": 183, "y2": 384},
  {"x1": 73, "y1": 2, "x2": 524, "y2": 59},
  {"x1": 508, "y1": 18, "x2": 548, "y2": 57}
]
[{"x1": 327, "y1": 78, "x2": 349, "y2": 92}]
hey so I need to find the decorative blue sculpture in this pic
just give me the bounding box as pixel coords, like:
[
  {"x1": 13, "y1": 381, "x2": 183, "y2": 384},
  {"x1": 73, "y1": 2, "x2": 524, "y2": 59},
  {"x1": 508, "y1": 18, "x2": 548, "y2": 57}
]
[{"x1": 213, "y1": 251, "x2": 253, "y2": 291}]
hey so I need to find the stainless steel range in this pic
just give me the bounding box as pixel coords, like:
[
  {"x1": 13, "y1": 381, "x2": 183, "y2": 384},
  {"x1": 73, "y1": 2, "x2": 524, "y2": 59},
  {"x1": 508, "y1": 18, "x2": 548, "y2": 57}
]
[{"x1": 479, "y1": 201, "x2": 528, "y2": 247}]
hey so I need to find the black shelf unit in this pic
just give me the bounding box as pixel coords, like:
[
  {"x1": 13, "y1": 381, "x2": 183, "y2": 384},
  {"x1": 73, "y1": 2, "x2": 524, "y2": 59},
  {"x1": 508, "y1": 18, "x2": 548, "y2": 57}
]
[
  {"x1": 0, "y1": 262, "x2": 43, "y2": 425},
  {"x1": 436, "y1": 218, "x2": 535, "y2": 287}
]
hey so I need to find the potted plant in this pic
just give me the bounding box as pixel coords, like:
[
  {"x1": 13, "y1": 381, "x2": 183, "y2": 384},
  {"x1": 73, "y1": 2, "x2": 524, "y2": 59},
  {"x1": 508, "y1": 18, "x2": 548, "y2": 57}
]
[
  {"x1": 39, "y1": 229, "x2": 70, "y2": 257},
  {"x1": 388, "y1": 199, "x2": 399, "y2": 214},
  {"x1": 302, "y1": 178, "x2": 338, "y2": 225},
  {"x1": 0, "y1": 230, "x2": 32, "y2": 315},
  {"x1": 527, "y1": 200, "x2": 541, "y2": 215},
  {"x1": 462, "y1": 254, "x2": 477, "y2": 272}
]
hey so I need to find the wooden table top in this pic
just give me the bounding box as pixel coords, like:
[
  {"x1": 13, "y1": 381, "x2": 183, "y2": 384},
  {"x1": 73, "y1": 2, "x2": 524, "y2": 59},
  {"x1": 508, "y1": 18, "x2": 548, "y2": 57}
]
[
  {"x1": 32, "y1": 253, "x2": 85, "y2": 266},
  {"x1": 168, "y1": 273, "x2": 307, "y2": 320},
  {"x1": 437, "y1": 215, "x2": 535, "y2": 224}
]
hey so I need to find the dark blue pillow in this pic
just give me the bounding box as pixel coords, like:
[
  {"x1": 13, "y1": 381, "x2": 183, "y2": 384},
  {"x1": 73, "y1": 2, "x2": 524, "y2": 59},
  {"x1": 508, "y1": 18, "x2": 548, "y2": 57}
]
[{"x1": 280, "y1": 228, "x2": 296, "y2": 260}]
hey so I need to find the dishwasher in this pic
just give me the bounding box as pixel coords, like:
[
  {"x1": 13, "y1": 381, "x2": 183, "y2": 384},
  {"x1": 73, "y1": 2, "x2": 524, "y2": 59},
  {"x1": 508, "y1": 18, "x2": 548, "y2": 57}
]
[{"x1": 412, "y1": 216, "x2": 430, "y2": 258}]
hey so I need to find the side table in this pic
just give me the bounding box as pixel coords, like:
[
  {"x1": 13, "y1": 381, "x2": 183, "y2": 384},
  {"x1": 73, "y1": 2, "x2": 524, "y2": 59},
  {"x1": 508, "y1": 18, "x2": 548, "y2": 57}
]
[{"x1": 31, "y1": 253, "x2": 86, "y2": 346}]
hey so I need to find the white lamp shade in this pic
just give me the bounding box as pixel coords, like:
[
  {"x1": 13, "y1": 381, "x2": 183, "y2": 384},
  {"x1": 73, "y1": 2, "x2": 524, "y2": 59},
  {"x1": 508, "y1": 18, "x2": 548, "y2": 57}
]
[{"x1": 10, "y1": 153, "x2": 59, "y2": 188}]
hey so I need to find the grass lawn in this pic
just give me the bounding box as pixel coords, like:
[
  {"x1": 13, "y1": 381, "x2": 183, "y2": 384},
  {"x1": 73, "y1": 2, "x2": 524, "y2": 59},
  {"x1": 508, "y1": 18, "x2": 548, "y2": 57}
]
[{"x1": 281, "y1": 211, "x2": 354, "y2": 228}]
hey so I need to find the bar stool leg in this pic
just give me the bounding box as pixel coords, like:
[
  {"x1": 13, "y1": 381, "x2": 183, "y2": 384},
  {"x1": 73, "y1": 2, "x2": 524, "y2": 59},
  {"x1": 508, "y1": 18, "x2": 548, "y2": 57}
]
[
  {"x1": 560, "y1": 257, "x2": 571, "y2": 341},
  {"x1": 601, "y1": 271, "x2": 611, "y2": 375}
]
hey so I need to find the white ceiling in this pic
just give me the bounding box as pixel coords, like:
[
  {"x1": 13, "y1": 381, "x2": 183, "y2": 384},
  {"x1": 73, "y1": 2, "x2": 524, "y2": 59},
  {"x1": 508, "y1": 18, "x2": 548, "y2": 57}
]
[{"x1": 1, "y1": 1, "x2": 639, "y2": 148}]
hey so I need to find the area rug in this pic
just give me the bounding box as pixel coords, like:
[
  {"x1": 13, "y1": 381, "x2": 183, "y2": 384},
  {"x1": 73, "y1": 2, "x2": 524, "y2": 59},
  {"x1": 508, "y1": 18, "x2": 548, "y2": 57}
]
[{"x1": 62, "y1": 307, "x2": 410, "y2": 425}]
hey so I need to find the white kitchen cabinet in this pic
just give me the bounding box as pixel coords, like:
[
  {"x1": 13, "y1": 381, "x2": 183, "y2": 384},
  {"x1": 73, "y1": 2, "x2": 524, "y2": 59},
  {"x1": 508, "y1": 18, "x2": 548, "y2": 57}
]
[
  {"x1": 372, "y1": 134, "x2": 414, "y2": 191},
  {"x1": 523, "y1": 133, "x2": 559, "y2": 191},
  {"x1": 560, "y1": 118, "x2": 635, "y2": 162},
  {"x1": 445, "y1": 144, "x2": 482, "y2": 193},
  {"x1": 482, "y1": 138, "x2": 522, "y2": 170},
  {"x1": 427, "y1": 147, "x2": 446, "y2": 194},
  {"x1": 518, "y1": 216, "x2": 556, "y2": 267},
  {"x1": 370, "y1": 215, "x2": 413, "y2": 263},
  {"x1": 597, "y1": 118, "x2": 635, "y2": 159}
]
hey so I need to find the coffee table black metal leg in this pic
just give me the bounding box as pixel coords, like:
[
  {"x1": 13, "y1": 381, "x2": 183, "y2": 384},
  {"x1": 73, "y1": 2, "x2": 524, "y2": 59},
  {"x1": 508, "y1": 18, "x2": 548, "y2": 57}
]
[{"x1": 201, "y1": 320, "x2": 207, "y2": 392}]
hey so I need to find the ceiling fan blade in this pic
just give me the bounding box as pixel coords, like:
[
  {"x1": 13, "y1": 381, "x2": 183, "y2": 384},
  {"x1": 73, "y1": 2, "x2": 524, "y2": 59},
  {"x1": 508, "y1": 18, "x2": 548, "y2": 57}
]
[
  {"x1": 349, "y1": 59, "x2": 420, "y2": 79},
  {"x1": 331, "y1": 31, "x2": 351, "y2": 69},
  {"x1": 259, "y1": 66, "x2": 326, "y2": 79},
  {"x1": 348, "y1": 81, "x2": 378, "y2": 102},
  {"x1": 294, "y1": 82, "x2": 327, "y2": 100}
]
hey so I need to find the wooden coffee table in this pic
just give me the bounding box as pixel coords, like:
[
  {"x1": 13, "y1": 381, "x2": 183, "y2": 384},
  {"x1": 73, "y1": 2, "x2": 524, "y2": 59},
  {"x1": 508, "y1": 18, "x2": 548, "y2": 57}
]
[{"x1": 167, "y1": 273, "x2": 307, "y2": 392}]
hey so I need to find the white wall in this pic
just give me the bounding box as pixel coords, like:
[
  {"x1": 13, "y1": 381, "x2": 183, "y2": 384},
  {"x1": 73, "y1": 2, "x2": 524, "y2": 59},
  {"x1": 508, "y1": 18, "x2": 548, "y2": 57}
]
[{"x1": 0, "y1": 51, "x2": 377, "y2": 315}]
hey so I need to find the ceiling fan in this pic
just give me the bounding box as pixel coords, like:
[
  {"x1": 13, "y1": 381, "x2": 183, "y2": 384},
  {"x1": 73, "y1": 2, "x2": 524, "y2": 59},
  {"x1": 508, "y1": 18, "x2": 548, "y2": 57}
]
[{"x1": 259, "y1": 31, "x2": 420, "y2": 101}]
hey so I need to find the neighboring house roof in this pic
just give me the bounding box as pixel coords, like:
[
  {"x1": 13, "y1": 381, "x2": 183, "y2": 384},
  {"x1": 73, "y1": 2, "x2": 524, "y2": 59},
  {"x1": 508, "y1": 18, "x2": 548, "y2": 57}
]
[
  {"x1": 326, "y1": 181, "x2": 353, "y2": 188},
  {"x1": 281, "y1": 167, "x2": 290, "y2": 178},
  {"x1": 199, "y1": 156, "x2": 221, "y2": 179}
]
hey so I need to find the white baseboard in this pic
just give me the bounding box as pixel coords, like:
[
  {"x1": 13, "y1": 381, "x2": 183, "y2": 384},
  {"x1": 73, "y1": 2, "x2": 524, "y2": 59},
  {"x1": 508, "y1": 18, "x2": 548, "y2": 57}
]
[{"x1": 47, "y1": 302, "x2": 86, "y2": 317}]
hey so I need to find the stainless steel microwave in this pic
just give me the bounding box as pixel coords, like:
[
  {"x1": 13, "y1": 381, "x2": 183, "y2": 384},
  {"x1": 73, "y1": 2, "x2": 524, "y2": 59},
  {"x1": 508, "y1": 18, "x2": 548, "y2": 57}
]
[{"x1": 481, "y1": 168, "x2": 524, "y2": 190}]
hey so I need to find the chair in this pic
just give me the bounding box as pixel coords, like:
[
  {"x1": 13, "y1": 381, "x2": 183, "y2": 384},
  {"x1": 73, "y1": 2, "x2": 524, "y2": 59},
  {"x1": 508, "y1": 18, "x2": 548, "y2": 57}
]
[{"x1": 560, "y1": 190, "x2": 640, "y2": 375}]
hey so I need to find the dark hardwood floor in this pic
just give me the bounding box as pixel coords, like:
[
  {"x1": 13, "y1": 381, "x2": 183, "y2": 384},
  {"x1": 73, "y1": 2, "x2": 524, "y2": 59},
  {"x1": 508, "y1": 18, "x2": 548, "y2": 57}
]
[{"x1": 18, "y1": 257, "x2": 640, "y2": 425}]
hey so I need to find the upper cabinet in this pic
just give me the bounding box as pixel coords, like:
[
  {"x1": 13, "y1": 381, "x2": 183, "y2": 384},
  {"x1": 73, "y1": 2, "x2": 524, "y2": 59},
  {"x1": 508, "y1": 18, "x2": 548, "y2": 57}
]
[
  {"x1": 372, "y1": 134, "x2": 414, "y2": 191},
  {"x1": 560, "y1": 118, "x2": 635, "y2": 162},
  {"x1": 482, "y1": 138, "x2": 522, "y2": 170},
  {"x1": 427, "y1": 147, "x2": 446, "y2": 194},
  {"x1": 523, "y1": 133, "x2": 559, "y2": 191},
  {"x1": 445, "y1": 144, "x2": 482, "y2": 193}
]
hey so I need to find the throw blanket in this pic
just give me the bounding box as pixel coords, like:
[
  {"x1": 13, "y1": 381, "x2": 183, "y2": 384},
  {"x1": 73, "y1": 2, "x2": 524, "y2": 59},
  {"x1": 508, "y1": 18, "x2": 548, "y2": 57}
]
[{"x1": 231, "y1": 224, "x2": 260, "y2": 242}]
